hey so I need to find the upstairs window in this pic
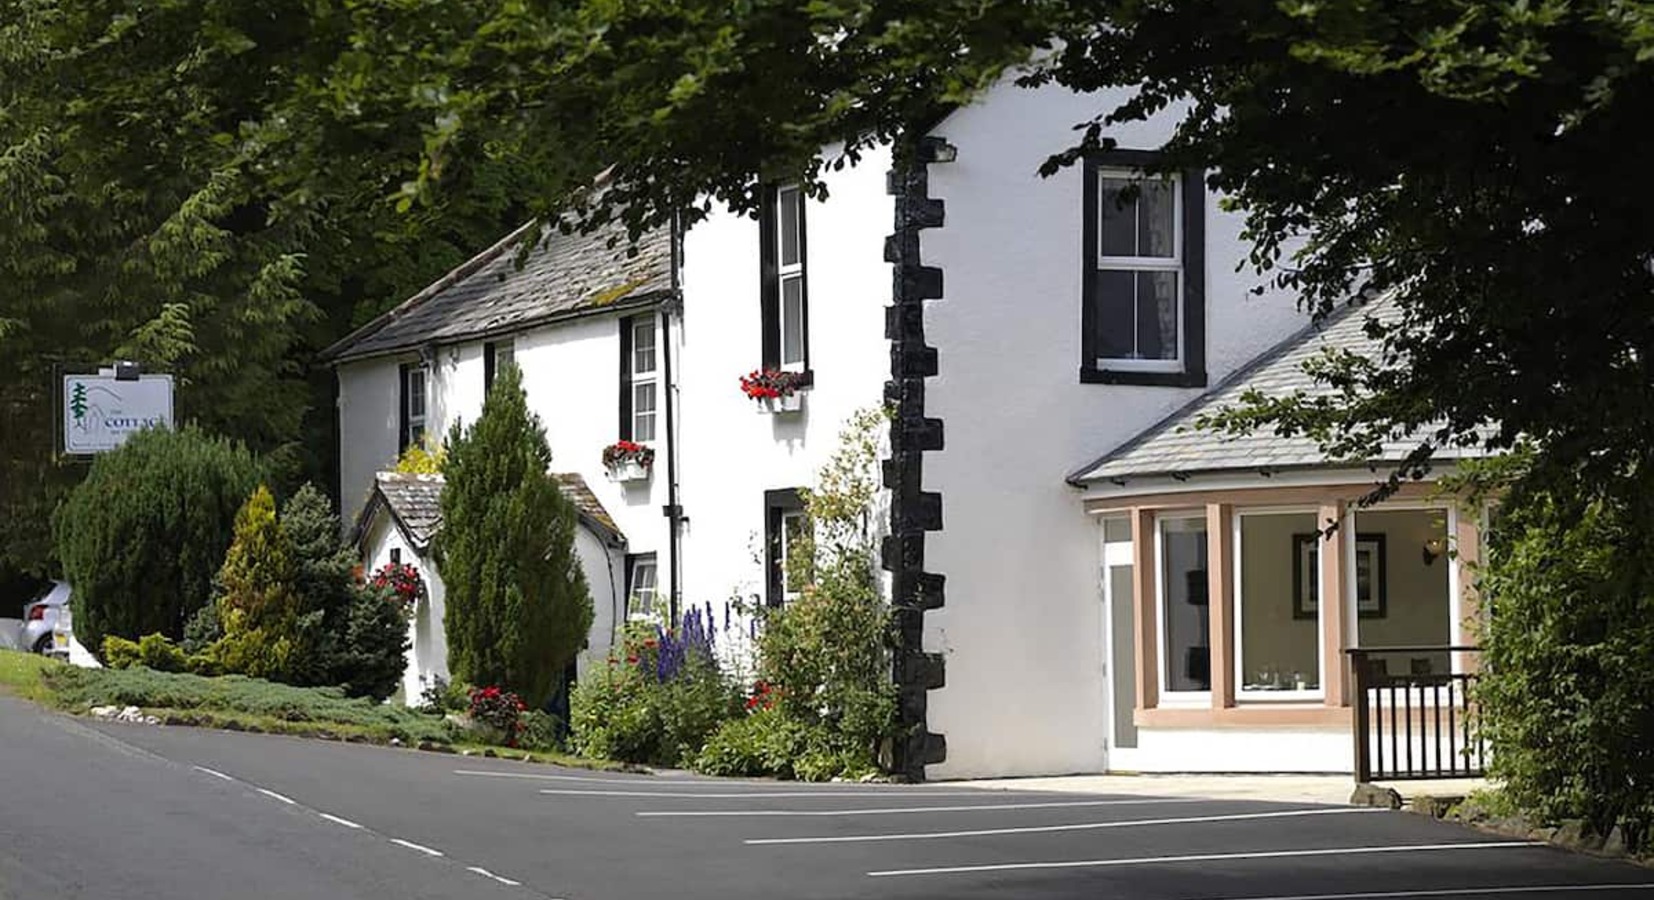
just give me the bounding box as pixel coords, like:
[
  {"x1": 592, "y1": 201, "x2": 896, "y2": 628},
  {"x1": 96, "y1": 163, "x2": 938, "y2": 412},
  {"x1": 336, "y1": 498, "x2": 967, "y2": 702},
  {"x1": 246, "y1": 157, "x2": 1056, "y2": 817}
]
[
  {"x1": 1081, "y1": 152, "x2": 1206, "y2": 387},
  {"x1": 760, "y1": 185, "x2": 810, "y2": 376},
  {"x1": 484, "y1": 339, "x2": 516, "y2": 395},
  {"x1": 619, "y1": 315, "x2": 658, "y2": 442},
  {"x1": 399, "y1": 363, "x2": 427, "y2": 451}
]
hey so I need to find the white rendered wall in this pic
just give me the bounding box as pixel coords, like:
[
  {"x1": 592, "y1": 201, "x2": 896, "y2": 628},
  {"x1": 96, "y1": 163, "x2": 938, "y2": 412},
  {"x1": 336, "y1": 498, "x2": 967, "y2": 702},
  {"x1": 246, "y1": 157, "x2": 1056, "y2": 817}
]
[
  {"x1": 575, "y1": 526, "x2": 626, "y2": 677},
  {"x1": 337, "y1": 360, "x2": 402, "y2": 523},
  {"x1": 919, "y1": 80, "x2": 1313, "y2": 778},
  {"x1": 360, "y1": 515, "x2": 450, "y2": 704},
  {"x1": 1111, "y1": 728, "x2": 1352, "y2": 774},
  {"x1": 674, "y1": 144, "x2": 893, "y2": 645}
]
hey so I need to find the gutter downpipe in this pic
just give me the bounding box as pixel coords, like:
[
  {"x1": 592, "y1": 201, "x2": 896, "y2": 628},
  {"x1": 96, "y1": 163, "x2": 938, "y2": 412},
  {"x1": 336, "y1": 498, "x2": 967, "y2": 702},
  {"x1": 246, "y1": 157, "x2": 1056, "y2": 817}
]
[{"x1": 662, "y1": 212, "x2": 685, "y2": 626}]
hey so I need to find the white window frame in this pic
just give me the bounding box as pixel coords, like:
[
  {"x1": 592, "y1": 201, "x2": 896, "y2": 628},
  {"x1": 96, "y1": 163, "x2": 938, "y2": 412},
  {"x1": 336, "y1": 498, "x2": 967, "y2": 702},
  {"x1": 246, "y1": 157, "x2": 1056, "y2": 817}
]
[
  {"x1": 627, "y1": 555, "x2": 659, "y2": 622},
  {"x1": 1155, "y1": 512, "x2": 1212, "y2": 706},
  {"x1": 775, "y1": 185, "x2": 806, "y2": 372},
  {"x1": 405, "y1": 367, "x2": 427, "y2": 448},
  {"x1": 630, "y1": 318, "x2": 658, "y2": 443},
  {"x1": 1234, "y1": 507, "x2": 1325, "y2": 703},
  {"x1": 1095, "y1": 169, "x2": 1184, "y2": 374}
]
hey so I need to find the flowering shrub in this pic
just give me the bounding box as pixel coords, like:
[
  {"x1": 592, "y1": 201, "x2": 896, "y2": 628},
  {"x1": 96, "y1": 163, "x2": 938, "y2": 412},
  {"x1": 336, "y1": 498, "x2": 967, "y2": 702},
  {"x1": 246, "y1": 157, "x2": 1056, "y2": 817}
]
[
  {"x1": 601, "y1": 439, "x2": 655, "y2": 469},
  {"x1": 468, "y1": 685, "x2": 527, "y2": 745},
  {"x1": 369, "y1": 562, "x2": 423, "y2": 616},
  {"x1": 570, "y1": 611, "x2": 738, "y2": 766},
  {"x1": 744, "y1": 679, "x2": 778, "y2": 712},
  {"x1": 739, "y1": 368, "x2": 804, "y2": 400}
]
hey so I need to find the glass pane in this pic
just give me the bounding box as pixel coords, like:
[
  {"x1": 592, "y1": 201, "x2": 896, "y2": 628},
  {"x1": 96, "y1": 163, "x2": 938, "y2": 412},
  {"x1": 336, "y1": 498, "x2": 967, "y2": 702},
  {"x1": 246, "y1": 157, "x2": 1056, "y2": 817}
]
[
  {"x1": 409, "y1": 371, "x2": 425, "y2": 416},
  {"x1": 1134, "y1": 271, "x2": 1179, "y2": 361},
  {"x1": 633, "y1": 382, "x2": 656, "y2": 414},
  {"x1": 782, "y1": 512, "x2": 810, "y2": 593},
  {"x1": 1239, "y1": 512, "x2": 1321, "y2": 692},
  {"x1": 1160, "y1": 515, "x2": 1210, "y2": 693},
  {"x1": 779, "y1": 188, "x2": 801, "y2": 267},
  {"x1": 634, "y1": 411, "x2": 655, "y2": 443},
  {"x1": 1099, "y1": 178, "x2": 1138, "y2": 257},
  {"x1": 633, "y1": 321, "x2": 656, "y2": 375},
  {"x1": 781, "y1": 276, "x2": 805, "y2": 366},
  {"x1": 1138, "y1": 178, "x2": 1176, "y2": 258},
  {"x1": 409, "y1": 423, "x2": 425, "y2": 447},
  {"x1": 1103, "y1": 517, "x2": 1132, "y2": 544},
  {"x1": 630, "y1": 561, "x2": 657, "y2": 617},
  {"x1": 497, "y1": 346, "x2": 514, "y2": 376},
  {"x1": 1355, "y1": 509, "x2": 1451, "y2": 675},
  {"x1": 1095, "y1": 269, "x2": 1135, "y2": 360}
]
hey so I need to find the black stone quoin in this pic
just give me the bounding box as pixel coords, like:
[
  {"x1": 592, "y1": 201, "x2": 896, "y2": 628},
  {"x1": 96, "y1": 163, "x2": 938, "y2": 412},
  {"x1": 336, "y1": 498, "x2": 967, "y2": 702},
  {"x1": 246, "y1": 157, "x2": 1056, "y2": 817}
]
[{"x1": 882, "y1": 135, "x2": 951, "y2": 780}]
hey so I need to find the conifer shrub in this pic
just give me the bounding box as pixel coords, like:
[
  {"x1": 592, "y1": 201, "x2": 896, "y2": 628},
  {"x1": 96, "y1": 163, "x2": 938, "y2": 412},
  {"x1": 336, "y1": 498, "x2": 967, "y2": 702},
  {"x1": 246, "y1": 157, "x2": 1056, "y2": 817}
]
[
  {"x1": 55, "y1": 426, "x2": 263, "y2": 655},
  {"x1": 435, "y1": 364, "x2": 592, "y2": 708},
  {"x1": 211, "y1": 485, "x2": 307, "y2": 681}
]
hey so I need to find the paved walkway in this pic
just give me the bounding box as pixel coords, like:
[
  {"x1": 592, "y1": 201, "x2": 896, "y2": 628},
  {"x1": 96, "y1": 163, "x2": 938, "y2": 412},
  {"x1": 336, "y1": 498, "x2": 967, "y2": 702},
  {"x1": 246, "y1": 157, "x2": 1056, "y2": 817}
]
[{"x1": 949, "y1": 773, "x2": 1491, "y2": 806}]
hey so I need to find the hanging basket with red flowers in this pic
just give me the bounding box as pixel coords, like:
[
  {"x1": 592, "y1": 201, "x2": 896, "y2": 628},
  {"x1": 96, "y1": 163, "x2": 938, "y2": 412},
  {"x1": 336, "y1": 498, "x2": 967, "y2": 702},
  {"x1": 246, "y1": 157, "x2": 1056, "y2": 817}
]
[{"x1": 369, "y1": 561, "x2": 424, "y2": 616}]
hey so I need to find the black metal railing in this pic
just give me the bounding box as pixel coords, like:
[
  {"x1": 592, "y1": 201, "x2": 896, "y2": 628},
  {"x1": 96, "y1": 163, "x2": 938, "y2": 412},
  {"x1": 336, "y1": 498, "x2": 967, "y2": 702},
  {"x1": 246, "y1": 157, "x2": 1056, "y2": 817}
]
[{"x1": 1348, "y1": 646, "x2": 1485, "y2": 783}]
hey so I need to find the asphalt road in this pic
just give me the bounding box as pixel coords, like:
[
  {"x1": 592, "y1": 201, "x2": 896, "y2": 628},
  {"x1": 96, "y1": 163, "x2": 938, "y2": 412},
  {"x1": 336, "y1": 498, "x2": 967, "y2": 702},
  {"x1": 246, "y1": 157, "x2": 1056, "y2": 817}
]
[{"x1": 2, "y1": 696, "x2": 1650, "y2": 900}]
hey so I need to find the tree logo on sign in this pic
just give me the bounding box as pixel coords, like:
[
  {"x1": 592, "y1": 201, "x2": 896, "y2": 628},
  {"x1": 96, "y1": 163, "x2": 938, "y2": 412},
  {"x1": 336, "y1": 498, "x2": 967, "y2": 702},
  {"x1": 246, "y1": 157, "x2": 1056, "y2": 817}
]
[{"x1": 69, "y1": 382, "x2": 89, "y2": 430}]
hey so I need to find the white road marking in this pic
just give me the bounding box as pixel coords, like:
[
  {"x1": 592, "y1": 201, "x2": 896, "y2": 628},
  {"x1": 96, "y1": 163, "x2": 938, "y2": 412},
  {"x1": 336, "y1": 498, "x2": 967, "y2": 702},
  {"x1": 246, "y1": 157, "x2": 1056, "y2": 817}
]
[
  {"x1": 192, "y1": 765, "x2": 235, "y2": 781},
  {"x1": 456, "y1": 769, "x2": 679, "y2": 785},
  {"x1": 750, "y1": 806, "x2": 1376, "y2": 844},
  {"x1": 317, "y1": 813, "x2": 363, "y2": 830},
  {"x1": 460, "y1": 768, "x2": 988, "y2": 794},
  {"x1": 639, "y1": 797, "x2": 1215, "y2": 817},
  {"x1": 539, "y1": 788, "x2": 988, "y2": 799},
  {"x1": 389, "y1": 838, "x2": 445, "y2": 858},
  {"x1": 466, "y1": 866, "x2": 523, "y2": 887},
  {"x1": 1191, "y1": 885, "x2": 1654, "y2": 900},
  {"x1": 255, "y1": 788, "x2": 297, "y2": 806},
  {"x1": 867, "y1": 841, "x2": 1545, "y2": 877}
]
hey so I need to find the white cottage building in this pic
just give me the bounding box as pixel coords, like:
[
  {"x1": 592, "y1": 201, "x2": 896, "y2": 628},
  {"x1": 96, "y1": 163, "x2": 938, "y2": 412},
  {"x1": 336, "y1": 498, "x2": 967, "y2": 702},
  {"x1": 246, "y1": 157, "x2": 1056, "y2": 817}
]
[{"x1": 322, "y1": 76, "x2": 1485, "y2": 779}]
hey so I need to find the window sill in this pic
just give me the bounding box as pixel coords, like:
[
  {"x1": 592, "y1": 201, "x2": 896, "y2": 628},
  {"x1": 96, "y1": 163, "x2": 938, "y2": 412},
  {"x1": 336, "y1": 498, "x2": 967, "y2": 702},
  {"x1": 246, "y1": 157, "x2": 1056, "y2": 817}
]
[
  {"x1": 1134, "y1": 705, "x2": 1350, "y2": 729},
  {"x1": 1081, "y1": 366, "x2": 1207, "y2": 388}
]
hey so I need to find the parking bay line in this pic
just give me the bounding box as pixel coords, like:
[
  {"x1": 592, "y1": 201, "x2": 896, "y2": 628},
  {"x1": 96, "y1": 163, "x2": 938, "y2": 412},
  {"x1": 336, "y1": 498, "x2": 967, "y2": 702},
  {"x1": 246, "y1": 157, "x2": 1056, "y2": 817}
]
[
  {"x1": 539, "y1": 788, "x2": 991, "y2": 799},
  {"x1": 640, "y1": 798, "x2": 1217, "y2": 817},
  {"x1": 1181, "y1": 885, "x2": 1654, "y2": 900},
  {"x1": 867, "y1": 841, "x2": 1544, "y2": 877},
  {"x1": 749, "y1": 806, "x2": 1377, "y2": 845}
]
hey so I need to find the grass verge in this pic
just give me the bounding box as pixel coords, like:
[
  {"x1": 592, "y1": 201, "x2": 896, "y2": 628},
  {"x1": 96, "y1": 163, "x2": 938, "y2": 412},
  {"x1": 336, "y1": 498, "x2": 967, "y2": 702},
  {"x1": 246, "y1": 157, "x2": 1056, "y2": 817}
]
[{"x1": 0, "y1": 649, "x2": 638, "y2": 773}]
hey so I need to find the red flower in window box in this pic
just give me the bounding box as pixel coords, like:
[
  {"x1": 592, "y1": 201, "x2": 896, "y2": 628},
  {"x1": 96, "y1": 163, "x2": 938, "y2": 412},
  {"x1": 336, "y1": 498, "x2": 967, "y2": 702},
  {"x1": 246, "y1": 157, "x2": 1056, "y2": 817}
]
[
  {"x1": 740, "y1": 368, "x2": 803, "y2": 401},
  {"x1": 602, "y1": 440, "x2": 655, "y2": 469}
]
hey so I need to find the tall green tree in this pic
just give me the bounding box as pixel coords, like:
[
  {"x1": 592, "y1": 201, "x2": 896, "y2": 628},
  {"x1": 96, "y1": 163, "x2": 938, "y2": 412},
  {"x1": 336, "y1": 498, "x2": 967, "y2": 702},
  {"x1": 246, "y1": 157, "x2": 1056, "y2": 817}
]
[
  {"x1": 0, "y1": 0, "x2": 559, "y2": 578},
  {"x1": 55, "y1": 426, "x2": 263, "y2": 654},
  {"x1": 435, "y1": 364, "x2": 591, "y2": 708}
]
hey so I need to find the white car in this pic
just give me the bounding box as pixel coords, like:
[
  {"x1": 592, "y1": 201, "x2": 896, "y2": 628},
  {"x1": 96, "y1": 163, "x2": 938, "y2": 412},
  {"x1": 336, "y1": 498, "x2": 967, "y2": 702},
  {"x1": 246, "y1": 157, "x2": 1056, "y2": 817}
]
[{"x1": 19, "y1": 581, "x2": 71, "y2": 656}]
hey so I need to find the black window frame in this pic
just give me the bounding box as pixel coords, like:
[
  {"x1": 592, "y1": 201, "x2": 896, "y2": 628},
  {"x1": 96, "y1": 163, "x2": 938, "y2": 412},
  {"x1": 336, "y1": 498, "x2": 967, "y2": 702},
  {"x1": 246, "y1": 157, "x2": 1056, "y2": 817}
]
[
  {"x1": 1080, "y1": 149, "x2": 1207, "y2": 388},
  {"x1": 763, "y1": 488, "x2": 807, "y2": 607},
  {"x1": 398, "y1": 362, "x2": 427, "y2": 451},
  {"x1": 483, "y1": 338, "x2": 515, "y2": 396},
  {"x1": 758, "y1": 185, "x2": 814, "y2": 387}
]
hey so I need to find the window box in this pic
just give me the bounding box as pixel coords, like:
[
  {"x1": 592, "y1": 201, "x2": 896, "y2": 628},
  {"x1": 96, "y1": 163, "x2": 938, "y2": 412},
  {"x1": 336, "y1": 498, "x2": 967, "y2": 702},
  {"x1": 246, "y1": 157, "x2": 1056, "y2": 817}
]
[
  {"x1": 602, "y1": 440, "x2": 654, "y2": 484},
  {"x1": 758, "y1": 392, "x2": 804, "y2": 415},
  {"x1": 741, "y1": 368, "x2": 806, "y2": 415},
  {"x1": 605, "y1": 459, "x2": 651, "y2": 483}
]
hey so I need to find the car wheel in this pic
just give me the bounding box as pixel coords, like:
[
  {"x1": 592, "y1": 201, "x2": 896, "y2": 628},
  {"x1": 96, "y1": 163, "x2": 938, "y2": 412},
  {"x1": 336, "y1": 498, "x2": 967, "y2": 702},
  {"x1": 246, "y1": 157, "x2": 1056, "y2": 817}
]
[{"x1": 32, "y1": 635, "x2": 51, "y2": 655}]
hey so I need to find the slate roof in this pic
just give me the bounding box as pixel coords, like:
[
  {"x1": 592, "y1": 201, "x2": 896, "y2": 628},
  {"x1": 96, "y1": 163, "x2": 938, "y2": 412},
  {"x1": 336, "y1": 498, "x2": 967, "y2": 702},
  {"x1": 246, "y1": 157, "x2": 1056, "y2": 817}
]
[
  {"x1": 355, "y1": 471, "x2": 626, "y2": 551},
  {"x1": 322, "y1": 217, "x2": 674, "y2": 364},
  {"x1": 361, "y1": 472, "x2": 444, "y2": 551},
  {"x1": 1069, "y1": 299, "x2": 1490, "y2": 485}
]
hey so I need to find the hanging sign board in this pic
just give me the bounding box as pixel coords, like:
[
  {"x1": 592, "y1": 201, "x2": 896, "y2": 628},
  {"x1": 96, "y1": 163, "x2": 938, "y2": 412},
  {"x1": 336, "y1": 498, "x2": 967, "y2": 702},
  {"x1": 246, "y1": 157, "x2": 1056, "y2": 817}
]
[{"x1": 61, "y1": 372, "x2": 175, "y2": 454}]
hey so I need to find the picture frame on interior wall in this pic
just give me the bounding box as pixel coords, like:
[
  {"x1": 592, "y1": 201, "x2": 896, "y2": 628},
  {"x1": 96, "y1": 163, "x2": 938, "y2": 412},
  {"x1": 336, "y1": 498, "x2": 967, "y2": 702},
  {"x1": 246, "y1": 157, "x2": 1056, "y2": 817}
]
[{"x1": 1292, "y1": 533, "x2": 1387, "y2": 620}]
